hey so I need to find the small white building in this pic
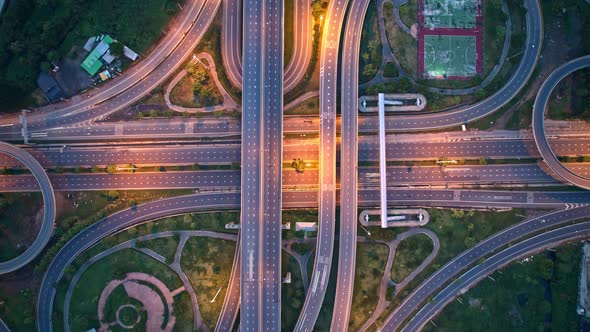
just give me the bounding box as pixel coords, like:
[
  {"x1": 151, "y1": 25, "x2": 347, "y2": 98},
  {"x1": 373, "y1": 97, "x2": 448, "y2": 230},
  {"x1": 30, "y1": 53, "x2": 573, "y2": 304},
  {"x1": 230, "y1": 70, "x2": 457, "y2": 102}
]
[{"x1": 295, "y1": 222, "x2": 317, "y2": 232}]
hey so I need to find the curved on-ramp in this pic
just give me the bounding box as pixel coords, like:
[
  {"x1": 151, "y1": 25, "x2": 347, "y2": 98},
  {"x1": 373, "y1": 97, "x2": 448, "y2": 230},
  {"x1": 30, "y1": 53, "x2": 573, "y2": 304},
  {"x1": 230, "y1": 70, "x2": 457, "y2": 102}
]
[
  {"x1": 382, "y1": 0, "x2": 543, "y2": 132},
  {"x1": 37, "y1": 192, "x2": 240, "y2": 332},
  {"x1": 532, "y1": 55, "x2": 590, "y2": 189},
  {"x1": 402, "y1": 221, "x2": 590, "y2": 332},
  {"x1": 0, "y1": 142, "x2": 55, "y2": 274},
  {"x1": 221, "y1": 0, "x2": 311, "y2": 92}
]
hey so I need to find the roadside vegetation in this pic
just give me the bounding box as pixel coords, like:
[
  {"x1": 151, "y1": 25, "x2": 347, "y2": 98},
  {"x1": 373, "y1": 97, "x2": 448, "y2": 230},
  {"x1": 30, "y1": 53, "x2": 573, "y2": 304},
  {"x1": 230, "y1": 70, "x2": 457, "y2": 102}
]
[
  {"x1": 349, "y1": 242, "x2": 389, "y2": 331},
  {"x1": 398, "y1": 0, "x2": 417, "y2": 28},
  {"x1": 359, "y1": 0, "x2": 382, "y2": 84},
  {"x1": 136, "y1": 235, "x2": 179, "y2": 264},
  {"x1": 170, "y1": 61, "x2": 224, "y2": 108},
  {"x1": 0, "y1": 192, "x2": 43, "y2": 262},
  {"x1": 181, "y1": 237, "x2": 235, "y2": 329},
  {"x1": 282, "y1": 252, "x2": 306, "y2": 331},
  {"x1": 0, "y1": 0, "x2": 181, "y2": 112},
  {"x1": 426, "y1": 243, "x2": 581, "y2": 332},
  {"x1": 548, "y1": 68, "x2": 590, "y2": 121},
  {"x1": 285, "y1": 97, "x2": 319, "y2": 115},
  {"x1": 54, "y1": 248, "x2": 185, "y2": 331},
  {"x1": 284, "y1": 0, "x2": 295, "y2": 67},
  {"x1": 390, "y1": 234, "x2": 434, "y2": 283},
  {"x1": 362, "y1": 208, "x2": 530, "y2": 329},
  {"x1": 377, "y1": 0, "x2": 525, "y2": 112}
]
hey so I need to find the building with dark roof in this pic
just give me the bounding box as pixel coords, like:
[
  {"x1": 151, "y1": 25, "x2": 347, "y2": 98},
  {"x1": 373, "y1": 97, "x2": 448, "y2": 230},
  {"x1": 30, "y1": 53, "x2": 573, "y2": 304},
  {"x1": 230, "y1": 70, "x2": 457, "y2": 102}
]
[{"x1": 37, "y1": 72, "x2": 65, "y2": 102}]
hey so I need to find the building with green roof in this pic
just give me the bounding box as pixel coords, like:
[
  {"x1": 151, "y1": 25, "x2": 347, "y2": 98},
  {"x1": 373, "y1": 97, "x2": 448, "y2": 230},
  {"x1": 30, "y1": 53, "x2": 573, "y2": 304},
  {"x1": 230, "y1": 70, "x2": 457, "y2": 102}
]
[{"x1": 81, "y1": 35, "x2": 114, "y2": 76}]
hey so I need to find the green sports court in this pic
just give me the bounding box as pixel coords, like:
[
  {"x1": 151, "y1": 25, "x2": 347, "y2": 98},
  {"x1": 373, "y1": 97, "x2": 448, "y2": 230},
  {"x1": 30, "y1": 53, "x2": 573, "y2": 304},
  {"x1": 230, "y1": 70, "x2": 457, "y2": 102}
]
[
  {"x1": 423, "y1": 34, "x2": 477, "y2": 78},
  {"x1": 422, "y1": 0, "x2": 479, "y2": 29}
]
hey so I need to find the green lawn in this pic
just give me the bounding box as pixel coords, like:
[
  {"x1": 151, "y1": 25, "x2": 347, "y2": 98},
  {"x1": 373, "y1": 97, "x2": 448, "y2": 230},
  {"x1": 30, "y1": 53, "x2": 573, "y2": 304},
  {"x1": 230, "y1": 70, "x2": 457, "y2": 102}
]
[
  {"x1": 382, "y1": 62, "x2": 399, "y2": 78},
  {"x1": 390, "y1": 233, "x2": 434, "y2": 283},
  {"x1": 425, "y1": 243, "x2": 581, "y2": 332},
  {"x1": 135, "y1": 235, "x2": 179, "y2": 264},
  {"x1": 181, "y1": 237, "x2": 235, "y2": 330},
  {"x1": 36, "y1": 189, "x2": 193, "y2": 273},
  {"x1": 282, "y1": 252, "x2": 306, "y2": 331},
  {"x1": 285, "y1": 97, "x2": 320, "y2": 115},
  {"x1": 383, "y1": 2, "x2": 417, "y2": 78},
  {"x1": 399, "y1": 0, "x2": 417, "y2": 28},
  {"x1": 58, "y1": 248, "x2": 184, "y2": 331},
  {"x1": 169, "y1": 62, "x2": 224, "y2": 109},
  {"x1": 367, "y1": 208, "x2": 530, "y2": 329},
  {"x1": 359, "y1": 0, "x2": 383, "y2": 84},
  {"x1": 349, "y1": 242, "x2": 389, "y2": 331}
]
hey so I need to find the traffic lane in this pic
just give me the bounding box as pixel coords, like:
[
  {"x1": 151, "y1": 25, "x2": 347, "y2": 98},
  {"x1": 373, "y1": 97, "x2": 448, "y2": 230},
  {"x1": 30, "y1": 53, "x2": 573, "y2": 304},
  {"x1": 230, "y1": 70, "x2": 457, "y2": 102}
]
[
  {"x1": 0, "y1": 163, "x2": 571, "y2": 193},
  {"x1": 532, "y1": 55, "x2": 590, "y2": 190},
  {"x1": 15, "y1": 145, "x2": 242, "y2": 167},
  {"x1": 28, "y1": 0, "x2": 221, "y2": 130},
  {"x1": 402, "y1": 222, "x2": 590, "y2": 332},
  {"x1": 381, "y1": 204, "x2": 590, "y2": 331},
  {"x1": 359, "y1": 164, "x2": 557, "y2": 185},
  {"x1": 37, "y1": 192, "x2": 242, "y2": 332},
  {"x1": 354, "y1": 0, "x2": 542, "y2": 132}
]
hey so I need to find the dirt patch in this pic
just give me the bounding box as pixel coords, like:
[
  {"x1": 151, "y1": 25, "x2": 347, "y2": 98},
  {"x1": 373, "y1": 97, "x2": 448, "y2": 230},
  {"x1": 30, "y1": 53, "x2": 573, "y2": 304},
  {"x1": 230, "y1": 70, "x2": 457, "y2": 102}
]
[{"x1": 54, "y1": 46, "x2": 94, "y2": 96}]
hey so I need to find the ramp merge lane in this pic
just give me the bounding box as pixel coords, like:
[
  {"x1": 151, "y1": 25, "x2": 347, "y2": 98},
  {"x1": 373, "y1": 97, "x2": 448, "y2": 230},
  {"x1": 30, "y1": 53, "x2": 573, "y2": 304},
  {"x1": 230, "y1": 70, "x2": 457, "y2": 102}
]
[
  {"x1": 240, "y1": 0, "x2": 284, "y2": 330},
  {"x1": 0, "y1": 142, "x2": 56, "y2": 274},
  {"x1": 330, "y1": 0, "x2": 370, "y2": 329},
  {"x1": 294, "y1": 0, "x2": 348, "y2": 329},
  {"x1": 532, "y1": 55, "x2": 590, "y2": 189}
]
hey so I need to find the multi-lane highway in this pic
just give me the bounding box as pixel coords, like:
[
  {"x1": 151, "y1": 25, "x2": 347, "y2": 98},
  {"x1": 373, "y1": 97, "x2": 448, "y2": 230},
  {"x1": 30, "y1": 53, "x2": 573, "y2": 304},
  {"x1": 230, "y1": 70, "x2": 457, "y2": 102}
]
[
  {"x1": 240, "y1": 0, "x2": 284, "y2": 329},
  {"x1": 331, "y1": 0, "x2": 371, "y2": 329},
  {"x1": 372, "y1": 0, "x2": 543, "y2": 131},
  {"x1": 222, "y1": 0, "x2": 310, "y2": 92},
  {"x1": 532, "y1": 55, "x2": 590, "y2": 189},
  {"x1": 4, "y1": 135, "x2": 590, "y2": 169},
  {"x1": 293, "y1": 0, "x2": 348, "y2": 328},
  {"x1": 0, "y1": 142, "x2": 55, "y2": 275},
  {"x1": 0, "y1": 163, "x2": 582, "y2": 192},
  {"x1": 402, "y1": 221, "x2": 590, "y2": 332}
]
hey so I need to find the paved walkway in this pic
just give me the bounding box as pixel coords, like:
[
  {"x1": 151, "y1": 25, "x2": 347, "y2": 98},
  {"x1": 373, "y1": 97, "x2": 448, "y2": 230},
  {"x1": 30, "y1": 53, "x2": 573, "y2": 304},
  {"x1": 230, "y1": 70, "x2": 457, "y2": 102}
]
[
  {"x1": 358, "y1": 228, "x2": 440, "y2": 332},
  {"x1": 282, "y1": 239, "x2": 317, "y2": 292},
  {"x1": 165, "y1": 52, "x2": 239, "y2": 113},
  {"x1": 63, "y1": 231, "x2": 238, "y2": 332}
]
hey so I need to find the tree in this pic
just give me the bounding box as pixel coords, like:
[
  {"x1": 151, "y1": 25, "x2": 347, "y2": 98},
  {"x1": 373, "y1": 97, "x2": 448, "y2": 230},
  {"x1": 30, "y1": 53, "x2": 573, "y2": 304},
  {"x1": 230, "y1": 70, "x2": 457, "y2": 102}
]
[
  {"x1": 291, "y1": 158, "x2": 306, "y2": 173},
  {"x1": 362, "y1": 64, "x2": 377, "y2": 78},
  {"x1": 109, "y1": 41, "x2": 125, "y2": 58},
  {"x1": 106, "y1": 164, "x2": 118, "y2": 174}
]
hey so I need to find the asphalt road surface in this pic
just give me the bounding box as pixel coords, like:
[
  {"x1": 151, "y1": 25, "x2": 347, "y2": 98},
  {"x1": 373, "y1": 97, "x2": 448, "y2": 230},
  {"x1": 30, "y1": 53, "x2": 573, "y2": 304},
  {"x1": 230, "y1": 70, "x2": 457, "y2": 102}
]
[
  {"x1": 532, "y1": 55, "x2": 590, "y2": 189},
  {"x1": 331, "y1": 0, "x2": 371, "y2": 329},
  {"x1": 402, "y1": 221, "x2": 590, "y2": 332},
  {"x1": 293, "y1": 0, "x2": 351, "y2": 327},
  {"x1": 0, "y1": 142, "x2": 55, "y2": 275},
  {"x1": 380, "y1": 204, "x2": 590, "y2": 331},
  {"x1": 36, "y1": 192, "x2": 241, "y2": 332},
  {"x1": 239, "y1": 0, "x2": 284, "y2": 329},
  {"x1": 0, "y1": 0, "x2": 220, "y2": 133},
  {"x1": 358, "y1": 0, "x2": 543, "y2": 132}
]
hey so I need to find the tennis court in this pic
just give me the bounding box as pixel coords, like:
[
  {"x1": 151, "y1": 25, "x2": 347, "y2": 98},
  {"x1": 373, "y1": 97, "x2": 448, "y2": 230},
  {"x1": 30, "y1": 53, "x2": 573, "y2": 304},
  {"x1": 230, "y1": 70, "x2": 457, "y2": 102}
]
[
  {"x1": 422, "y1": 0, "x2": 479, "y2": 29},
  {"x1": 423, "y1": 34, "x2": 476, "y2": 78}
]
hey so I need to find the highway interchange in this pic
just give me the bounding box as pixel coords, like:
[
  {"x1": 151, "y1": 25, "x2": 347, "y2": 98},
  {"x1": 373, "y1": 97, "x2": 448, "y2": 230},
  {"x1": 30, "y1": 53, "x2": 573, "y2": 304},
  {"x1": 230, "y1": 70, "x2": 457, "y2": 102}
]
[{"x1": 1, "y1": 0, "x2": 590, "y2": 330}]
